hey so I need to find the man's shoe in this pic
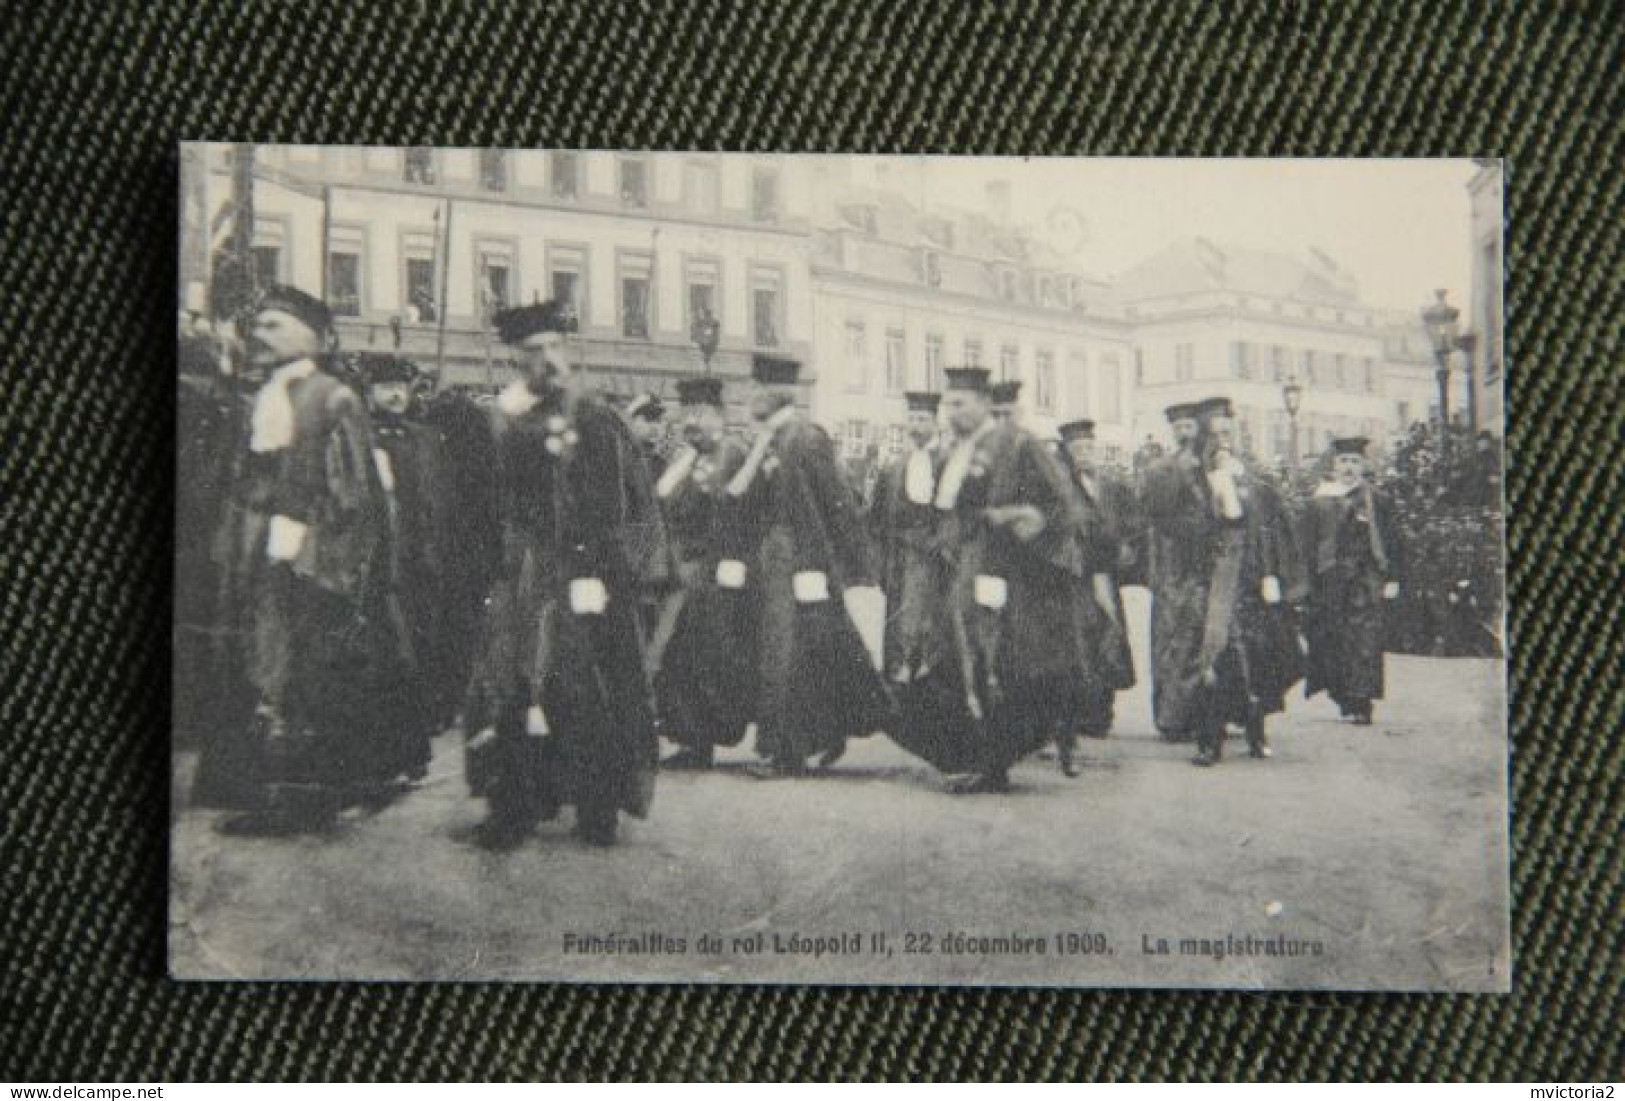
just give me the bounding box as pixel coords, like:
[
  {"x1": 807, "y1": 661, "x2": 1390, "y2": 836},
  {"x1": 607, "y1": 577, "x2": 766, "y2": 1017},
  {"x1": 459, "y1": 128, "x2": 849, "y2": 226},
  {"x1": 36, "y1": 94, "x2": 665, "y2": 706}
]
[
  {"x1": 1191, "y1": 748, "x2": 1218, "y2": 768},
  {"x1": 573, "y1": 806, "x2": 619, "y2": 847},
  {"x1": 950, "y1": 771, "x2": 1011, "y2": 795},
  {"x1": 473, "y1": 816, "x2": 532, "y2": 852},
  {"x1": 662, "y1": 747, "x2": 715, "y2": 771}
]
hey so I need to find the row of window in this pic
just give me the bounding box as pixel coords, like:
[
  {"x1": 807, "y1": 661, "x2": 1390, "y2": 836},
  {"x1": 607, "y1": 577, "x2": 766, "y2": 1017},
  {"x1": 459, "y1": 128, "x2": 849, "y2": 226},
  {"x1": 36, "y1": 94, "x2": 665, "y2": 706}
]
[
  {"x1": 266, "y1": 229, "x2": 787, "y2": 346},
  {"x1": 399, "y1": 148, "x2": 782, "y2": 222},
  {"x1": 838, "y1": 322, "x2": 1124, "y2": 421},
  {"x1": 835, "y1": 420, "x2": 1127, "y2": 466},
  {"x1": 1151, "y1": 341, "x2": 1381, "y2": 391}
]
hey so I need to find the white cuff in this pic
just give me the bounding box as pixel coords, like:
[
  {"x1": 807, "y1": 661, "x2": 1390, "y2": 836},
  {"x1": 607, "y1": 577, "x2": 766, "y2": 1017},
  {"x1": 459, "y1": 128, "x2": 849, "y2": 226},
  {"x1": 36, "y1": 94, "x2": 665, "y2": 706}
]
[
  {"x1": 793, "y1": 570, "x2": 830, "y2": 604},
  {"x1": 569, "y1": 577, "x2": 609, "y2": 615},
  {"x1": 974, "y1": 574, "x2": 1009, "y2": 610},
  {"x1": 1261, "y1": 576, "x2": 1282, "y2": 605},
  {"x1": 266, "y1": 515, "x2": 308, "y2": 562},
  {"x1": 716, "y1": 559, "x2": 748, "y2": 589}
]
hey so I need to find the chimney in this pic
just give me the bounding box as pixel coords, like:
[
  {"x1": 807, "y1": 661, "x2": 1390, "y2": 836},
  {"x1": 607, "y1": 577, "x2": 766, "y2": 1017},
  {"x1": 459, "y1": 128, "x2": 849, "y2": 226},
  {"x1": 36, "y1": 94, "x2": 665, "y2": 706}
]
[{"x1": 986, "y1": 179, "x2": 1012, "y2": 224}]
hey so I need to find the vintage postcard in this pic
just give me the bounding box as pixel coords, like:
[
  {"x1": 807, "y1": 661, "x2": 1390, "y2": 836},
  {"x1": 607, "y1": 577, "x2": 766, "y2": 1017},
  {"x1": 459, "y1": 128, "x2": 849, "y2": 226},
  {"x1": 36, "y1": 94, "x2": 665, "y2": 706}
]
[{"x1": 171, "y1": 146, "x2": 1508, "y2": 989}]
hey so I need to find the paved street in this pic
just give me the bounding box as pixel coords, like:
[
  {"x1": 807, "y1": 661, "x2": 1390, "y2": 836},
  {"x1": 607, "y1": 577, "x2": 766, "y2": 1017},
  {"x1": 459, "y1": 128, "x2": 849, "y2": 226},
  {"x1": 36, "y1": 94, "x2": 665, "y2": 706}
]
[{"x1": 170, "y1": 590, "x2": 1509, "y2": 990}]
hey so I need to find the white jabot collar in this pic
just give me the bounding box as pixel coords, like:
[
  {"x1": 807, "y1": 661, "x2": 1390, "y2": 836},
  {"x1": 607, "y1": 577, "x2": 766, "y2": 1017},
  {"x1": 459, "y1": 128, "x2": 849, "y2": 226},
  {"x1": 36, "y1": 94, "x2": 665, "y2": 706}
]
[{"x1": 249, "y1": 358, "x2": 318, "y2": 454}]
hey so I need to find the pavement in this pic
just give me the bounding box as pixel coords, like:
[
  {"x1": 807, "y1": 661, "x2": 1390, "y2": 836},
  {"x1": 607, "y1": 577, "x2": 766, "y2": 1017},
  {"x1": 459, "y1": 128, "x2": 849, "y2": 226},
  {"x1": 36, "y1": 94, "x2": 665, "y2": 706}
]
[{"x1": 169, "y1": 589, "x2": 1510, "y2": 990}]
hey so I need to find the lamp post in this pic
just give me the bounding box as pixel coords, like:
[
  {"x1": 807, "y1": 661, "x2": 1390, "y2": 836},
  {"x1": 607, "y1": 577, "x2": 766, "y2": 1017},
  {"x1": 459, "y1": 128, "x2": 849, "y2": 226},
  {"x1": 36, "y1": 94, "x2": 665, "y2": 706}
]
[
  {"x1": 1456, "y1": 330, "x2": 1479, "y2": 437},
  {"x1": 690, "y1": 306, "x2": 721, "y2": 376},
  {"x1": 1421, "y1": 288, "x2": 1461, "y2": 471},
  {"x1": 1281, "y1": 374, "x2": 1304, "y2": 485}
]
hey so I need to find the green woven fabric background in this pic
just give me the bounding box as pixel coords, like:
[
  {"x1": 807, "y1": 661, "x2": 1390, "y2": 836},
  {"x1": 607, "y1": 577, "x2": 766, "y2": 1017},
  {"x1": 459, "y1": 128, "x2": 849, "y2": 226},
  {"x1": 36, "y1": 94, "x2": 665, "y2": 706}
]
[{"x1": 1, "y1": 0, "x2": 1619, "y2": 1081}]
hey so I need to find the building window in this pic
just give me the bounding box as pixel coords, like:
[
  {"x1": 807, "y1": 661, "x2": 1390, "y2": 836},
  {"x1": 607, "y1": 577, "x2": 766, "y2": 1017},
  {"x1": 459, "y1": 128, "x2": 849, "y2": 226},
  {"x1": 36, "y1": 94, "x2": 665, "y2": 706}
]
[
  {"x1": 403, "y1": 147, "x2": 436, "y2": 185},
  {"x1": 751, "y1": 266, "x2": 782, "y2": 348},
  {"x1": 618, "y1": 251, "x2": 654, "y2": 339},
  {"x1": 478, "y1": 149, "x2": 508, "y2": 193},
  {"x1": 475, "y1": 240, "x2": 514, "y2": 319},
  {"x1": 1231, "y1": 341, "x2": 1256, "y2": 380},
  {"x1": 1175, "y1": 343, "x2": 1195, "y2": 383},
  {"x1": 547, "y1": 244, "x2": 587, "y2": 323},
  {"x1": 1270, "y1": 344, "x2": 1290, "y2": 381},
  {"x1": 327, "y1": 252, "x2": 361, "y2": 317},
  {"x1": 845, "y1": 321, "x2": 868, "y2": 393},
  {"x1": 964, "y1": 337, "x2": 983, "y2": 368},
  {"x1": 1035, "y1": 349, "x2": 1055, "y2": 412},
  {"x1": 1301, "y1": 349, "x2": 1318, "y2": 386},
  {"x1": 619, "y1": 156, "x2": 649, "y2": 208},
  {"x1": 1363, "y1": 357, "x2": 1377, "y2": 393},
  {"x1": 924, "y1": 332, "x2": 944, "y2": 391},
  {"x1": 1069, "y1": 350, "x2": 1090, "y2": 415},
  {"x1": 752, "y1": 167, "x2": 780, "y2": 223},
  {"x1": 885, "y1": 328, "x2": 906, "y2": 395},
  {"x1": 998, "y1": 268, "x2": 1017, "y2": 301},
  {"x1": 1396, "y1": 400, "x2": 1411, "y2": 427},
  {"x1": 1333, "y1": 353, "x2": 1349, "y2": 389},
  {"x1": 685, "y1": 257, "x2": 721, "y2": 333},
  {"x1": 999, "y1": 343, "x2": 1019, "y2": 383},
  {"x1": 885, "y1": 424, "x2": 906, "y2": 458},
  {"x1": 1099, "y1": 354, "x2": 1123, "y2": 423},
  {"x1": 551, "y1": 151, "x2": 579, "y2": 199},
  {"x1": 403, "y1": 231, "x2": 437, "y2": 323},
  {"x1": 685, "y1": 159, "x2": 719, "y2": 214},
  {"x1": 326, "y1": 225, "x2": 363, "y2": 317},
  {"x1": 920, "y1": 248, "x2": 941, "y2": 287},
  {"x1": 841, "y1": 420, "x2": 869, "y2": 460}
]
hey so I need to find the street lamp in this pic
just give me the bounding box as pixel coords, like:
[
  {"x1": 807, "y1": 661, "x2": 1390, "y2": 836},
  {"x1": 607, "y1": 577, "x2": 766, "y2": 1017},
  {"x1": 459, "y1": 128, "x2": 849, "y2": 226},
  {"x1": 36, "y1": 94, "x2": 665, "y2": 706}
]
[
  {"x1": 690, "y1": 306, "x2": 721, "y2": 375},
  {"x1": 1455, "y1": 330, "x2": 1479, "y2": 437},
  {"x1": 1281, "y1": 374, "x2": 1304, "y2": 484},
  {"x1": 1421, "y1": 289, "x2": 1460, "y2": 469}
]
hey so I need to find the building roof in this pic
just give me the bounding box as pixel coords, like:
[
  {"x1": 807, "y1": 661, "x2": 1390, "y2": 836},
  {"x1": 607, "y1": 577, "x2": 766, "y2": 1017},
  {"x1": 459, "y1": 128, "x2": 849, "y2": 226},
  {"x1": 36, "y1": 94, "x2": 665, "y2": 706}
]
[{"x1": 1113, "y1": 237, "x2": 1362, "y2": 307}]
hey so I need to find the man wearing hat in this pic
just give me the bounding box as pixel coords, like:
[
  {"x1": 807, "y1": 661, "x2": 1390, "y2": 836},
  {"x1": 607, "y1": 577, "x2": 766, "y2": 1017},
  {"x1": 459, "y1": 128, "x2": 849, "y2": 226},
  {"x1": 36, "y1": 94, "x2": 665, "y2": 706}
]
[
  {"x1": 351, "y1": 353, "x2": 469, "y2": 748},
  {"x1": 199, "y1": 285, "x2": 416, "y2": 825},
  {"x1": 889, "y1": 367, "x2": 1094, "y2": 793},
  {"x1": 650, "y1": 377, "x2": 759, "y2": 769},
  {"x1": 726, "y1": 354, "x2": 891, "y2": 777},
  {"x1": 1298, "y1": 437, "x2": 1404, "y2": 725},
  {"x1": 1140, "y1": 401, "x2": 1209, "y2": 741},
  {"x1": 867, "y1": 391, "x2": 947, "y2": 687},
  {"x1": 1053, "y1": 419, "x2": 1137, "y2": 770},
  {"x1": 1160, "y1": 396, "x2": 1304, "y2": 766},
  {"x1": 623, "y1": 393, "x2": 670, "y2": 484},
  {"x1": 463, "y1": 300, "x2": 664, "y2": 847},
  {"x1": 988, "y1": 379, "x2": 1023, "y2": 427}
]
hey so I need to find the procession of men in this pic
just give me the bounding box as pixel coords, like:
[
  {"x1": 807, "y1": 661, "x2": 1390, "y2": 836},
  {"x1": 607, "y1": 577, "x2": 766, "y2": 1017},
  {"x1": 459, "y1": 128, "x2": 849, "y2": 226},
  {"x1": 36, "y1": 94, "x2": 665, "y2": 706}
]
[{"x1": 180, "y1": 284, "x2": 1408, "y2": 849}]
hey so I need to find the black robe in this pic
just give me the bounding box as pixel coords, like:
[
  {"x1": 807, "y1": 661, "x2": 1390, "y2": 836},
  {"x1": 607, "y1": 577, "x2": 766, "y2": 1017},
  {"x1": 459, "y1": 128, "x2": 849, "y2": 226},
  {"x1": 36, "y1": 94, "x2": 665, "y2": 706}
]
[
  {"x1": 465, "y1": 386, "x2": 663, "y2": 825},
  {"x1": 1299, "y1": 484, "x2": 1404, "y2": 709},
  {"x1": 891, "y1": 423, "x2": 1096, "y2": 775},
  {"x1": 652, "y1": 438, "x2": 761, "y2": 751},
  {"x1": 1145, "y1": 454, "x2": 1304, "y2": 735},
  {"x1": 867, "y1": 447, "x2": 949, "y2": 682},
  {"x1": 732, "y1": 414, "x2": 891, "y2": 765},
  {"x1": 1061, "y1": 465, "x2": 1137, "y2": 733}
]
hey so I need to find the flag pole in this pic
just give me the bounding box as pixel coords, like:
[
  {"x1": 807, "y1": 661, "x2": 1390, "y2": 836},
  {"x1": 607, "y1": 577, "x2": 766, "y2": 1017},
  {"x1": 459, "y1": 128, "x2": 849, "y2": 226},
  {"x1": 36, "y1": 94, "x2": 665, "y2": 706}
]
[{"x1": 435, "y1": 196, "x2": 453, "y2": 377}]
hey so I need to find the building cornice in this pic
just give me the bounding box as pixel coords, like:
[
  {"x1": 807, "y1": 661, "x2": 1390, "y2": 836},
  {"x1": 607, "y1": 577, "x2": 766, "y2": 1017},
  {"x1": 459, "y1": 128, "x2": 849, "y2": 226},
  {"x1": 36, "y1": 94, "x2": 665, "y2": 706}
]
[{"x1": 812, "y1": 264, "x2": 1134, "y2": 335}]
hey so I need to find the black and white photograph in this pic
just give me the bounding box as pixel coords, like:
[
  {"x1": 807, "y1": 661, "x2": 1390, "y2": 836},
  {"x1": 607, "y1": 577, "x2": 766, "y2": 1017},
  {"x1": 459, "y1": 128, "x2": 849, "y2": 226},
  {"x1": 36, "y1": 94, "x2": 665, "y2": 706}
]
[{"x1": 170, "y1": 146, "x2": 1508, "y2": 989}]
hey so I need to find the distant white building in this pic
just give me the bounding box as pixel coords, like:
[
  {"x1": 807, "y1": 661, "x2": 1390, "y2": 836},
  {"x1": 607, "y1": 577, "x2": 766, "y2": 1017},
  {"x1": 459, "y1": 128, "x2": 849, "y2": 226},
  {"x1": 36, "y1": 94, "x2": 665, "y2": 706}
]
[
  {"x1": 807, "y1": 163, "x2": 1135, "y2": 465},
  {"x1": 1116, "y1": 237, "x2": 1455, "y2": 464}
]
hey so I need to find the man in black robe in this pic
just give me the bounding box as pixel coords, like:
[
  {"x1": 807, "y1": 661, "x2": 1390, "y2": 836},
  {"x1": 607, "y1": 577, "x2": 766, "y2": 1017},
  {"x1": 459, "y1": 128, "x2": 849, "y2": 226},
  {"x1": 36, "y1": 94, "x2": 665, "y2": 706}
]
[
  {"x1": 201, "y1": 286, "x2": 414, "y2": 828},
  {"x1": 726, "y1": 354, "x2": 891, "y2": 778},
  {"x1": 652, "y1": 376, "x2": 758, "y2": 769},
  {"x1": 989, "y1": 379, "x2": 1023, "y2": 428},
  {"x1": 464, "y1": 300, "x2": 664, "y2": 847},
  {"x1": 1299, "y1": 436, "x2": 1405, "y2": 724},
  {"x1": 891, "y1": 367, "x2": 1097, "y2": 793},
  {"x1": 1141, "y1": 401, "x2": 1206, "y2": 742},
  {"x1": 867, "y1": 391, "x2": 946, "y2": 687},
  {"x1": 1163, "y1": 397, "x2": 1304, "y2": 767},
  {"x1": 1053, "y1": 419, "x2": 1137, "y2": 772}
]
